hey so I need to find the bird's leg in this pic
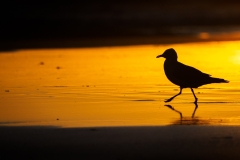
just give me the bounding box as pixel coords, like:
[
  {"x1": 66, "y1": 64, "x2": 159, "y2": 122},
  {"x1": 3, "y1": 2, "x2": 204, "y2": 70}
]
[
  {"x1": 190, "y1": 88, "x2": 198, "y2": 103},
  {"x1": 165, "y1": 87, "x2": 182, "y2": 102},
  {"x1": 191, "y1": 101, "x2": 198, "y2": 118}
]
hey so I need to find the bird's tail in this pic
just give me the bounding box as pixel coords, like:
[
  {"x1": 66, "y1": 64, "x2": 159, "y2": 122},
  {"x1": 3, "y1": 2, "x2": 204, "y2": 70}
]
[{"x1": 210, "y1": 77, "x2": 229, "y2": 83}]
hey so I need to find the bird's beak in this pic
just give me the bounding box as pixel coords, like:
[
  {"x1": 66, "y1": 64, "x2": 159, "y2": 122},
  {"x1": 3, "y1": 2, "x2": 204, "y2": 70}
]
[{"x1": 156, "y1": 54, "x2": 163, "y2": 58}]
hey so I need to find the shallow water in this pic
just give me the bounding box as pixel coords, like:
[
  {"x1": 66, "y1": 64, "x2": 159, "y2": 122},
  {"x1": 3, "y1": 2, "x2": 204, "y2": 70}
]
[{"x1": 0, "y1": 41, "x2": 240, "y2": 127}]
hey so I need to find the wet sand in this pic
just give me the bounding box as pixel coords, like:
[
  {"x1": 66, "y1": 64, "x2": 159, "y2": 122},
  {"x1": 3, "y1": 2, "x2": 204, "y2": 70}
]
[
  {"x1": 1, "y1": 41, "x2": 240, "y2": 159},
  {"x1": 0, "y1": 41, "x2": 240, "y2": 127},
  {"x1": 2, "y1": 2, "x2": 240, "y2": 158},
  {"x1": 1, "y1": 125, "x2": 240, "y2": 159}
]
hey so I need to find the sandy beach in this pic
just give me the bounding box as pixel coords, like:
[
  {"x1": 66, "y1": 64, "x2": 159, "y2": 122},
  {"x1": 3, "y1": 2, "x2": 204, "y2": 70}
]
[
  {"x1": 1, "y1": 41, "x2": 240, "y2": 159},
  {"x1": 2, "y1": 2, "x2": 240, "y2": 159},
  {"x1": 1, "y1": 125, "x2": 240, "y2": 159},
  {"x1": 0, "y1": 42, "x2": 239, "y2": 127}
]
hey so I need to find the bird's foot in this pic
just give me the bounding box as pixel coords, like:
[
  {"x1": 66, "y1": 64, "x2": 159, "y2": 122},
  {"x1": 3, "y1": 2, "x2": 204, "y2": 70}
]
[{"x1": 165, "y1": 98, "x2": 173, "y2": 103}]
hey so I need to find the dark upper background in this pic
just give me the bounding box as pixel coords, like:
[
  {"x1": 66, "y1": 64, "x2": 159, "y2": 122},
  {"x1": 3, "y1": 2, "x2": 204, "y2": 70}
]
[{"x1": 1, "y1": 0, "x2": 240, "y2": 50}]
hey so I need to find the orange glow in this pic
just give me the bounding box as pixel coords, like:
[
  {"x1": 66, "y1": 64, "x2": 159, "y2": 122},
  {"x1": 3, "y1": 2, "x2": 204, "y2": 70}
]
[
  {"x1": 0, "y1": 41, "x2": 240, "y2": 127},
  {"x1": 198, "y1": 32, "x2": 210, "y2": 39},
  {"x1": 230, "y1": 50, "x2": 240, "y2": 64}
]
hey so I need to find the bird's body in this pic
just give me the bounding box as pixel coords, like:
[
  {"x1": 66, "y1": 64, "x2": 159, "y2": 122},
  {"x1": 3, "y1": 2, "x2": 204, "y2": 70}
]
[
  {"x1": 156, "y1": 48, "x2": 229, "y2": 102},
  {"x1": 163, "y1": 58, "x2": 227, "y2": 88}
]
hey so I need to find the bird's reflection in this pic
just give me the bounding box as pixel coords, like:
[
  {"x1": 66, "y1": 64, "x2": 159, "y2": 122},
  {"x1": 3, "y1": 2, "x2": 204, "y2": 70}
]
[
  {"x1": 165, "y1": 104, "x2": 183, "y2": 119},
  {"x1": 163, "y1": 102, "x2": 218, "y2": 125},
  {"x1": 165, "y1": 102, "x2": 198, "y2": 119},
  {"x1": 165, "y1": 102, "x2": 227, "y2": 125}
]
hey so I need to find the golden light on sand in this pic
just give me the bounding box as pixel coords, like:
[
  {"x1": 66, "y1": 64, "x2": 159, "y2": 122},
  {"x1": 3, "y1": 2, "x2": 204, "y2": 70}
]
[
  {"x1": 230, "y1": 50, "x2": 240, "y2": 64},
  {"x1": 0, "y1": 41, "x2": 240, "y2": 127}
]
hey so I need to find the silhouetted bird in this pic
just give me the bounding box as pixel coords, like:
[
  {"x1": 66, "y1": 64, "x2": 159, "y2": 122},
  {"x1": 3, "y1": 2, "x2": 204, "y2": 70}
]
[{"x1": 156, "y1": 48, "x2": 229, "y2": 103}]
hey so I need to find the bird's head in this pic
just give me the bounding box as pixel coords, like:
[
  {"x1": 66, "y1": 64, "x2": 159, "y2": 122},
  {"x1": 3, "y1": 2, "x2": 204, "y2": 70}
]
[{"x1": 156, "y1": 48, "x2": 178, "y2": 60}]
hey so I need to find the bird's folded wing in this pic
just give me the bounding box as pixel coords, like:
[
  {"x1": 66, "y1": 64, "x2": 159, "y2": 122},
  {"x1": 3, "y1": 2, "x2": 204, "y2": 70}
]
[{"x1": 174, "y1": 62, "x2": 210, "y2": 82}]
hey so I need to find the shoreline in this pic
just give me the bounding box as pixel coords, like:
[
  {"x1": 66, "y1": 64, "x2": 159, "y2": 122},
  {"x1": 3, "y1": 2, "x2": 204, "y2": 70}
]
[{"x1": 1, "y1": 33, "x2": 240, "y2": 51}]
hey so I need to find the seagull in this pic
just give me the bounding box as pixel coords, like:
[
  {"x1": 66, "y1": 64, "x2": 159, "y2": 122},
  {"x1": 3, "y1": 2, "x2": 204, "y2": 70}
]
[{"x1": 156, "y1": 48, "x2": 229, "y2": 103}]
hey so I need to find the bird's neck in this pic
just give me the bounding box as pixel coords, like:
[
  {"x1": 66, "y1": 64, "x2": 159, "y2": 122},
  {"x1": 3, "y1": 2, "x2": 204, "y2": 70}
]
[{"x1": 165, "y1": 58, "x2": 178, "y2": 62}]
